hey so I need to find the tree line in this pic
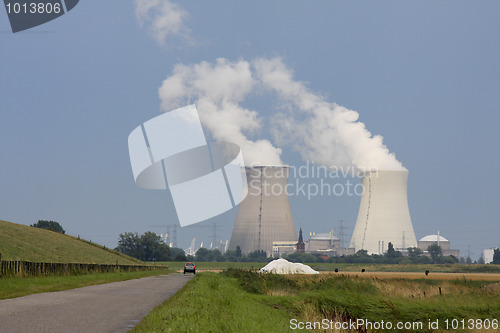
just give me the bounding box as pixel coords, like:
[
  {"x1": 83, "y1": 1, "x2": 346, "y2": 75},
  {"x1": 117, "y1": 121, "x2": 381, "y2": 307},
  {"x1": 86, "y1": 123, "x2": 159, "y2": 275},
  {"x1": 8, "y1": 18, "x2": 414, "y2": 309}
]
[
  {"x1": 286, "y1": 243, "x2": 459, "y2": 264},
  {"x1": 115, "y1": 232, "x2": 186, "y2": 262},
  {"x1": 114, "y1": 232, "x2": 500, "y2": 265}
]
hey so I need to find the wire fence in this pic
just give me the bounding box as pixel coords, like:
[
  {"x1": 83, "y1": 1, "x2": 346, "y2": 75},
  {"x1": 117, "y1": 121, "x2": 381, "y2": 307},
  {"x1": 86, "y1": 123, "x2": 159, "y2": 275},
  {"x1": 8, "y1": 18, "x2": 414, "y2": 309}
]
[{"x1": 0, "y1": 259, "x2": 165, "y2": 278}]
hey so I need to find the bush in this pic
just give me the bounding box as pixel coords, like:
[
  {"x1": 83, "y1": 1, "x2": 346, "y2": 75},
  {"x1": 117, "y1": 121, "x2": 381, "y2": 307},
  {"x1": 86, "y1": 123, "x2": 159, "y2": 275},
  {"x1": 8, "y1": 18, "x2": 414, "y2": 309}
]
[
  {"x1": 31, "y1": 220, "x2": 65, "y2": 234},
  {"x1": 223, "y1": 268, "x2": 298, "y2": 294}
]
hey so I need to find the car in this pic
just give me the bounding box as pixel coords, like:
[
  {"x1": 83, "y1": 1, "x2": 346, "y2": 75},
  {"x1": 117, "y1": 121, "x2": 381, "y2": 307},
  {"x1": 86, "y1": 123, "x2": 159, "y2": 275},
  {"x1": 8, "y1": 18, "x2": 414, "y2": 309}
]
[{"x1": 184, "y1": 262, "x2": 196, "y2": 274}]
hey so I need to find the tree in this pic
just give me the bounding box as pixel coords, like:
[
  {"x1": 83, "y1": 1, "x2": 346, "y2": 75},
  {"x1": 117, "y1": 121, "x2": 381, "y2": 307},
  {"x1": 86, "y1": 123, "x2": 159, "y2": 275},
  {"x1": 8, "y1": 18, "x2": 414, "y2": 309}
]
[
  {"x1": 115, "y1": 231, "x2": 170, "y2": 261},
  {"x1": 286, "y1": 252, "x2": 316, "y2": 263},
  {"x1": 116, "y1": 232, "x2": 144, "y2": 260},
  {"x1": 235, "y1": 246, "x2": 242, "y2": 258},
  {"x1": 171, "y1": 247, "x2": 187, "y2": 261},
  {"x1": 140, "y1": 231, "x2": 171, "y2": 261},
  {"x1": 248, "y1": 250, "x2": 267, "y2": 261},
  {"x1": 407, "y1": 247, "x2": 423, "y2": 260},
  {"x1": 195, "y1": 248, "x2": 211, "y2": 261},
  {"x1": 385, "y1": 242, "x2": 402, "y2": 262},
  {"x1": 387, "y1": 242, "x2": 396, "y2": 255},
  {"x1": 31, "y1": 220, "x2": 65, "y2": 234},
  {"x1": 493, "y1": 248, "x2": 500, "y2": 265},
  {"x1": 427, "y1": 244, "x2": 442, "y2": 263}
]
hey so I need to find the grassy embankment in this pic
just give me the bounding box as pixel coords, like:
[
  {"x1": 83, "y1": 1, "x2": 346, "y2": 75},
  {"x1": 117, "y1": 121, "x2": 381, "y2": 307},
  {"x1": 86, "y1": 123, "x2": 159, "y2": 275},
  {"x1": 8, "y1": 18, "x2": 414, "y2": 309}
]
[
  {"x1": 133, "y1": 270, "x2": 500, "y2": 332},
  {"x1": 0, "y1": 219, "x2": 140, "y2": 264},
  {"x1": 0, "y1": 220, "x2": 172, "y2": 299}
]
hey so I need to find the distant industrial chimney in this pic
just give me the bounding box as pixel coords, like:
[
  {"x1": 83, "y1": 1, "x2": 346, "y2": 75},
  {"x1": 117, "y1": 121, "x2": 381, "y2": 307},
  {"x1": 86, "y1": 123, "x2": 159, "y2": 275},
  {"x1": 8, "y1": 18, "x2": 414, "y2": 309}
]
[
  {"x1": 229, "y1": 166, "x2": 297, "y2": 255},
  {"x1": 349, "y1": 170, "x2": 417, "y2": 254}
]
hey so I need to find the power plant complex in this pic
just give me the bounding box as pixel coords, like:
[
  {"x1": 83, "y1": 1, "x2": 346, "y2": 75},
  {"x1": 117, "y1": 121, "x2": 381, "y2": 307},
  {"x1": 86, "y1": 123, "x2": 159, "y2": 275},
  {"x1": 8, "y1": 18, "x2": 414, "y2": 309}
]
[{"x1": 228, "y1": 167, "x2": 460, "y2": 258}]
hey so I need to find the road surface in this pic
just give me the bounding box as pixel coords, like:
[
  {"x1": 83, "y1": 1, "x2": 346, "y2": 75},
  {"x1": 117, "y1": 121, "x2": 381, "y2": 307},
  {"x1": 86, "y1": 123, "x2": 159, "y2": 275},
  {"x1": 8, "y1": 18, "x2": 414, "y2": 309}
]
[{"x1": 0, "y1": 273, "x2": 193, "y2": 333}]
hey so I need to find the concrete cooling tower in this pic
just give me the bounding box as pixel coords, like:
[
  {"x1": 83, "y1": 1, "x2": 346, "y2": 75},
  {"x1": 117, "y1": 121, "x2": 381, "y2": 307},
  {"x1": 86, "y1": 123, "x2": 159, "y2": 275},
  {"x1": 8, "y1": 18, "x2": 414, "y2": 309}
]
[
  {"x1": 229, "y1": 166, "x2": 297, "y2": 255},
  {"x1": 349, "y1": 170, "x2": 417, "y2": 254}
]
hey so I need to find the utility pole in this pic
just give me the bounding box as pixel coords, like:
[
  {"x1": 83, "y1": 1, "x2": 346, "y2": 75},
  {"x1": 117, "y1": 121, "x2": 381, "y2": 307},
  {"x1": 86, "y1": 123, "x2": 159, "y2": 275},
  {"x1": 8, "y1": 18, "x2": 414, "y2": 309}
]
[
  {"x1": 212, "y1": 222, "x2": 217, "y2": 249},
  {"x1": 339, "y1": 220, "x2": 345, "y2": 249},
  {"x1": 172, "y1": 224, "x2": 177, "y2": 248},
  {"x1": 165, "y1": 224, "x2": 177, "y2": 248}
]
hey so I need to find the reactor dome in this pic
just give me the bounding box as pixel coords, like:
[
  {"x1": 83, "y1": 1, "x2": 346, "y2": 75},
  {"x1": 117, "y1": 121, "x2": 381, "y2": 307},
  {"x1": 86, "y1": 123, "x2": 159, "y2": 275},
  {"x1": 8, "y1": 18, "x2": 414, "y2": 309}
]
[
  {"x1": 418, "y1": 234, "x2": 451, "y2": 251},
  {"x1": 419, "y1": 235, "x2": 449, "y2": 242}
]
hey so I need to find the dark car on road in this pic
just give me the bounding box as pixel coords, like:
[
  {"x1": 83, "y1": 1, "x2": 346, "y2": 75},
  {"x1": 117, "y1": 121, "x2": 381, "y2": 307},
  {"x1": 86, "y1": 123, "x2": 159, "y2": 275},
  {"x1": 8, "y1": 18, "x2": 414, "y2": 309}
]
[{"x1": 184, "y1": 262, "x2": 195, "y2": 274}]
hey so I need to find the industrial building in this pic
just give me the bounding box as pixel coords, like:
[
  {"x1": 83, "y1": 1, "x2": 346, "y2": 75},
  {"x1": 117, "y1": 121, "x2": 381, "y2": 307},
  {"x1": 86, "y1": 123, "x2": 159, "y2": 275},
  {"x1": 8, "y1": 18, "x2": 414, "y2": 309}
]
[
  {"x1": 272, "y1": 240, "x2": 298, "y2": 258},
  {"x1": 305, "y1": 231, "x2": 355, "y2": 256},
  {"x1": 350, "y1": 170, "x2": 418, "y2": 254},
  {"x1": 229, "y1": 166, "x2": 297, "y2": 255},
  {"x1": 307, "y1": 231, "x2": 339, "y2": 252},
  {"x1": 417, "y1": 233, "x2": 460, "y2": 258},
  {"x1": 482, "y1": 247, "x2": 499, "y2": 264}
]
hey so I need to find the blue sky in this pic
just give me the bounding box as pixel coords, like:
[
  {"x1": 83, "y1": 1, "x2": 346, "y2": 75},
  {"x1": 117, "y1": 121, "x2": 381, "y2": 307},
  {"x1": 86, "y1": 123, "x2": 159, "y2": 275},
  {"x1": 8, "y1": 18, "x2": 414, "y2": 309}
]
[{"x1": 1, "y1": 1, "x2": 499, "y2": 259}]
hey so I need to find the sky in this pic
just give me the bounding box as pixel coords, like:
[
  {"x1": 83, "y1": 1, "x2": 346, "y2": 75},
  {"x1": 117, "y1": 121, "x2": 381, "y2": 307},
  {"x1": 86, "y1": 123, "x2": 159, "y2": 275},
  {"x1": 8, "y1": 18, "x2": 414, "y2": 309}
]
[{"x1": 1, "y1": 1, "x2": 499, "y2": 260}]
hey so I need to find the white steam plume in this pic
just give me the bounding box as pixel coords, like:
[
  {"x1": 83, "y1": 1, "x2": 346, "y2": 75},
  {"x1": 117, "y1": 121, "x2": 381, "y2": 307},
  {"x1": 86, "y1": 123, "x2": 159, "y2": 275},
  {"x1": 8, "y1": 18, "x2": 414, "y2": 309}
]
[
  {"x1": 253, "y1": 57, "x2": 406, "y2": 171},
  {"x1": 158, "y1": 57, "x2": 405, "y2": 171},
  {"x1": 158, "y1": 58, "x2": 283, "y2": 166},
  {"x1": 135, "y1": 0, "x2": 190, "y2": 47}
]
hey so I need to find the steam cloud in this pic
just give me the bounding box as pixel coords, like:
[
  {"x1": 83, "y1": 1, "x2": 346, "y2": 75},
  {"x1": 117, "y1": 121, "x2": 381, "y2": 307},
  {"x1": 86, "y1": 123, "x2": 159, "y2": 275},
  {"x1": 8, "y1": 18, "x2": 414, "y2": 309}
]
[
  {"x1": 254, "y1": 58, "x2": 406, "y2": 171},
  {"x1": 159, "y1": 59, "x2": 283, "y2": 166},
  {"x1": 135, "y1": 0, "x2": 190, "y2": 47},
  {"x1": 158, "y1": 57, "x2": 406, "y2": 171}
]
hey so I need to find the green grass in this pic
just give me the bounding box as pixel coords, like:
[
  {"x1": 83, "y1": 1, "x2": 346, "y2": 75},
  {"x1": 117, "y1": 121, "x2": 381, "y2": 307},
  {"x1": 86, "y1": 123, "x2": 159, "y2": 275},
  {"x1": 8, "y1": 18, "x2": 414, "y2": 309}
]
[
  {"x1": 134, "y1": 269, "x2": 500, "y2": 332},
  {"x1": 132, "y1": 272, "x2": 295, "y2": 333},
  {"x1": 0, "y1": 220, "x2": 141, "y2": 264},
  {"x1": 0, "y1": 269, "x2": 172, "y2": 300}
]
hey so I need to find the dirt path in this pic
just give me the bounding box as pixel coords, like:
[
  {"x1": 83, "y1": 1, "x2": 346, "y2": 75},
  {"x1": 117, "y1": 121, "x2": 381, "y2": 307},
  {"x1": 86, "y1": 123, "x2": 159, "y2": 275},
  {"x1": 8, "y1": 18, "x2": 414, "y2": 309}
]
[{"x1": 0, "y1": 273, "x2": 193, "y2": 333}]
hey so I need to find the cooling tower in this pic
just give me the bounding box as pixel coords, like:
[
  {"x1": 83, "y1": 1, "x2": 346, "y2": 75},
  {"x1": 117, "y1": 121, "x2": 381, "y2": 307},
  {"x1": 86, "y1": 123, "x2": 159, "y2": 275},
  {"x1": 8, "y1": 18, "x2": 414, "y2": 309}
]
[
  {"x1": 229, "y1": 166, "x2": 297, "y2": 255},
  {"x1": 349, "y1": 170, "x2": 417, "y2": 254}
]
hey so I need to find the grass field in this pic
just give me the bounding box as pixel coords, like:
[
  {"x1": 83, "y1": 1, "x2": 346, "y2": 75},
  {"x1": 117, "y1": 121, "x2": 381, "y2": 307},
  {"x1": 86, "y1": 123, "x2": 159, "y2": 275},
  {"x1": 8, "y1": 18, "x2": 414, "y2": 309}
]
[
  {"x1": 311, "y1": 263, "x2": 500, "y2": 274},
  {"x1": 0, "y1": 220, "x2": 140, "y2": 264},
  {"x1": 0, "y1": 268, "x2": 172, "y2": 300},
  {"x1": 155, "y1": 261, "x2": 500, "y2": 274},
  {"x1": 133, "y1": 270, "x2": 500, "y2": 332}
]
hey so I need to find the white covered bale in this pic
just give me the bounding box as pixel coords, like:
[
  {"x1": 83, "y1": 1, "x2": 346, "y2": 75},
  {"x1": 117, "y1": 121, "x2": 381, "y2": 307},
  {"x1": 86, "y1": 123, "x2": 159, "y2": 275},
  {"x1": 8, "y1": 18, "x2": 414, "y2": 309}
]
[{"x1": 259, "y1": 258, "x2": 319, "y2": 275}]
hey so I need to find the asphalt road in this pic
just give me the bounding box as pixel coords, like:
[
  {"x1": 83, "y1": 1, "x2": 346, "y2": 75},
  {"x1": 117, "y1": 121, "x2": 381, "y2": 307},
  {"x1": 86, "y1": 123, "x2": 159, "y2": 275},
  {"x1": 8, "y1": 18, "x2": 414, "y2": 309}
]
[{"x1": 0, "y1": 273, "x2": 193, "y2": 333}]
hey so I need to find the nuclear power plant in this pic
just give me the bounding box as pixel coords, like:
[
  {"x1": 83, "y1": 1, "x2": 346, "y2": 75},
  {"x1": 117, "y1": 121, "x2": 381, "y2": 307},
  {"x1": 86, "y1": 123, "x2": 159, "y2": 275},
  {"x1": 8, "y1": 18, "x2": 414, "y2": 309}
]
[
  {"x1": 227, "y1": 166, "x2": 459, "y2": 259},
  {"x1": 229, "y1": 166, "x2": 297, "y2": 255},
  {"x1": 349, "y1": 170, "x2": 418, "y2": 254}
]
